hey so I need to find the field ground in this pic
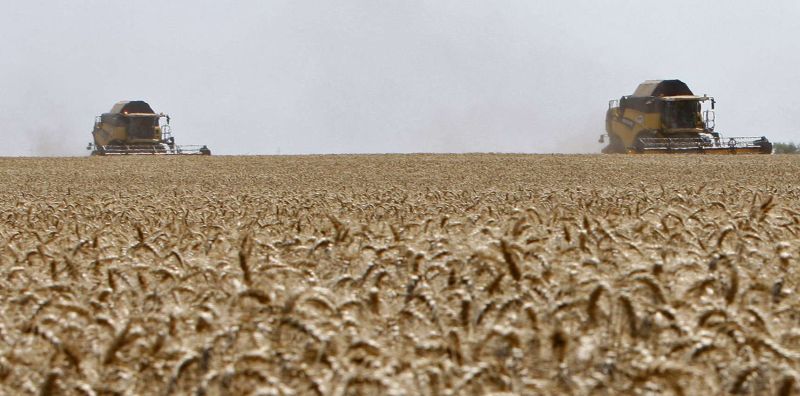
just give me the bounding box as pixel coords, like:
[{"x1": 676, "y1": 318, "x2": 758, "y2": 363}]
[{"x1": 1, "y1": 154, "x2": 799, "y2": 395}]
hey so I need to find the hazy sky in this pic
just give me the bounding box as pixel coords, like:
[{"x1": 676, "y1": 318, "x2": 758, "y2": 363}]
[{"x1": 1, "y1": 1, "x2": 798, "y2": 156}]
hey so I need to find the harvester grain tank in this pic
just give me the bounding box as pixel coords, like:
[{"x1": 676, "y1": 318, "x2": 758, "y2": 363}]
[
  {"x1": 600, "y1": 80, "x2": 772, "y2": 154},
  {"x1": 87, "y1": 101, "x2": 210, "y2": 155}
]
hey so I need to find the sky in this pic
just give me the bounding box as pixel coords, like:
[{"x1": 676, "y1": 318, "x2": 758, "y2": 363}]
[{"x1": 1, "y1": 1, "x2": 798, "y2": 156}]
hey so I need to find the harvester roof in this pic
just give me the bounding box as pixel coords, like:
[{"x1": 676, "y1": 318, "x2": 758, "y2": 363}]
[
  {"x1": 659, "y1": 95, "x2": 712, "y2": 102},
  {"x1": 109, "y1": 101, "x2": 155, "y2": 115},
  {"x1": 632, "y1": 80, "x2": 693, "y2": 97}
]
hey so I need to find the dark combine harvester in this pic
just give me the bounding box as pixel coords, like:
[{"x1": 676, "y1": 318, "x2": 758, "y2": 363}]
[
  {"x1": 87, "y1": 101, "x2": 210, "y2": 155},
  {"x1": 601, "y1": 80, "x2": 772, "y2": 154}
]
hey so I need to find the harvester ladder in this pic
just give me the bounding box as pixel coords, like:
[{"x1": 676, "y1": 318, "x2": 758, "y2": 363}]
[{"x1": 162, "y1": 124, "x2": 174, "y2": 141}]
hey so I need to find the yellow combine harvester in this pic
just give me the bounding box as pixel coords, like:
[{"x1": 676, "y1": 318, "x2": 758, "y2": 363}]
[
  {"x1": 87, "y1": 101, "x2": 210, "y2": 155},
  {"x1": 601, "y1": 80, "x2": 772, "y2": 154}
]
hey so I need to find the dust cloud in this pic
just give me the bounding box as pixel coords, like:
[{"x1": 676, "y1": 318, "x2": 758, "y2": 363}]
[{"x1": 26, "y1": 127, "x2": 84, "y2": 157}]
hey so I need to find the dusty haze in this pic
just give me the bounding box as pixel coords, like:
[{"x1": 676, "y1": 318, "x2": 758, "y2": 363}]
[{"x1": 1, "y1": 1, "x2": 798, "y2": 156}]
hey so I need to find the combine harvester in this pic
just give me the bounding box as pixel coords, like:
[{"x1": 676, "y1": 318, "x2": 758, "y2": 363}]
[
  {"x1": 87, "y1": 101, "x2": 210, "y2": 155},
  {"x1": 600, "y1": 80, "x2": 772, "y2": 154}
]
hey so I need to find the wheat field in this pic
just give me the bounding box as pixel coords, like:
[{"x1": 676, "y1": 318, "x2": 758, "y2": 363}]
[{"x1": 1, "y1": 154, "x2": 799, "y2": 395}]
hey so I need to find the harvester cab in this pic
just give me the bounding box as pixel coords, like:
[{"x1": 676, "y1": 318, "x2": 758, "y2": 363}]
[
  {"x1": 87, "y1": 100, "x2": 211, "y2": 155},
  {"x1": 601, "y1": 80, "x2": 772, "y2": 154}
]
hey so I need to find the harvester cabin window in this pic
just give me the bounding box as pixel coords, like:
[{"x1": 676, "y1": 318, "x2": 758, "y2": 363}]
[
  {"x1": 128, "y1": 117, "x2": 159, "y2": 139},
  {"x1": 663, "y1": 101, "x2": 700, "y2": 130}
]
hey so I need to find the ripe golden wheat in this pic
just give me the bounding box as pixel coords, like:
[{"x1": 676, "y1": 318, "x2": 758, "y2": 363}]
[{"x1": 0, "y1": 154, "x2": 798, "y2": 395}]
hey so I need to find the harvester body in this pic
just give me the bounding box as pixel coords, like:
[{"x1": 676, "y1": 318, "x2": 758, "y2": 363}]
[
  {"x1": 88, "y1": 101, "x2": 210, "y2": 155},
  {"x1": 602, "y1": 80, "x2": 771, "y2": 154}
]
